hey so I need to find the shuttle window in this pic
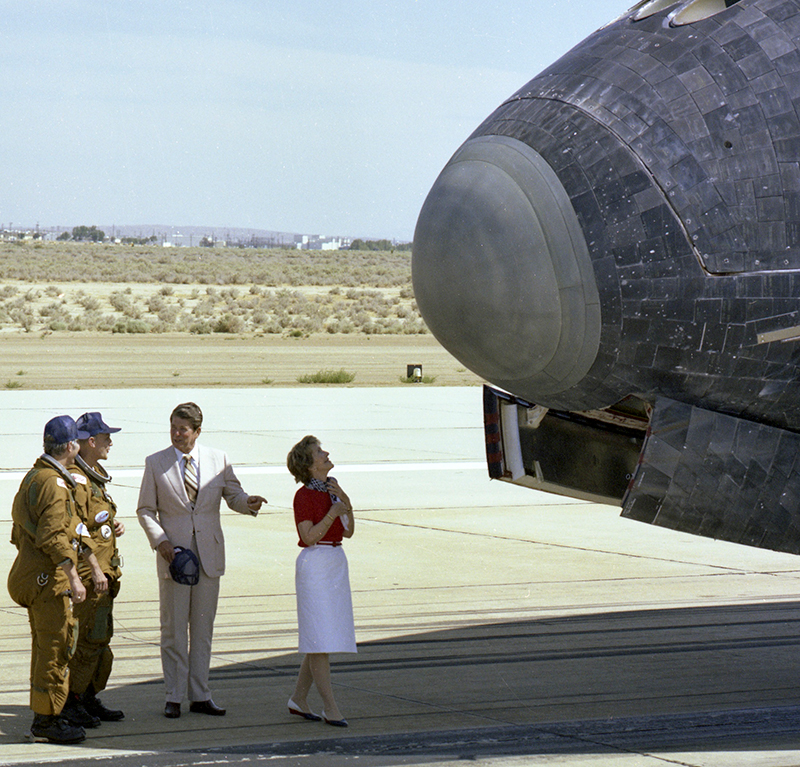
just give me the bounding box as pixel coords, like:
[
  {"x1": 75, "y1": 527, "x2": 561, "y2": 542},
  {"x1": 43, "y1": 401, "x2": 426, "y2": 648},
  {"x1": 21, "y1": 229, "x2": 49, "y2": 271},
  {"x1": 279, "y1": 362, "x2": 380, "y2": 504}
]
[
  {"x1": 631, "y1": 0, "x2": 740, "y2": 22},
  {"x1": 630, "y1": 0, "x2": 680, "y2": 21},
  {"x1": 669, "y1": 0, "x2": 741, "y2": 25}
]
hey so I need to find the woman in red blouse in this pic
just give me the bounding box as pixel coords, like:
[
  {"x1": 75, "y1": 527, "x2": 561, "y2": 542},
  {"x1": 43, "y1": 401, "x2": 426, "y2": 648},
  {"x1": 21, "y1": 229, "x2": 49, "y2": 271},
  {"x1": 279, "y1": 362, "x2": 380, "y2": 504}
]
[{"x1": 286, "y1": 435, "x2": 355, "y2": 727}]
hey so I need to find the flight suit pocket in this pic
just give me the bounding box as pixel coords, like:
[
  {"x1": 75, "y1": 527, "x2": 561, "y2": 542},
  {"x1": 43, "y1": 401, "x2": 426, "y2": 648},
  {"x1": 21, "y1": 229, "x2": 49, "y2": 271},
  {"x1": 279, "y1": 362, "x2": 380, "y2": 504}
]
[
  {"x1": 91, "y1": 595, "x2": 114, "y2": 643},
  {"x1": 7, "y1": 559, "x2": 46, "y2": 607}
]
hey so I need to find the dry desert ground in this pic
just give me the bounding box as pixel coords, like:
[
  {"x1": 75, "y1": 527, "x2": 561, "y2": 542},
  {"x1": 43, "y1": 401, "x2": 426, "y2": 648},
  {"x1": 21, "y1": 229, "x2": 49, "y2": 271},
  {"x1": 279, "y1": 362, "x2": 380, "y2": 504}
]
[
  {"x1": 0, "y1": 332, "x2": 483, "y2": 389},
  {"x1": 0, "y1": 244, "x2": 482, "y2": 389}
]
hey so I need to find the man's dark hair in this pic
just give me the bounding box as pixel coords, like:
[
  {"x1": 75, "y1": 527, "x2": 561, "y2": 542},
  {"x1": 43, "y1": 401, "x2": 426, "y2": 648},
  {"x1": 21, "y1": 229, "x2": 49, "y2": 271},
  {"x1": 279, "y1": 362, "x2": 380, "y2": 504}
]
[{"x1": 171, "y1": 402, "x2": 203, "y2": 430}]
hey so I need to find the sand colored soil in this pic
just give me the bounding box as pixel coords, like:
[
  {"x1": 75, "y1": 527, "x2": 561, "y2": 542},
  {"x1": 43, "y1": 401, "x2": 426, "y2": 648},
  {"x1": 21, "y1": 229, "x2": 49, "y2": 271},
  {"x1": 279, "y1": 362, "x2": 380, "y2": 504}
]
[{"x1": 0, "y1": 332, "x2": 483, "y2": 389}]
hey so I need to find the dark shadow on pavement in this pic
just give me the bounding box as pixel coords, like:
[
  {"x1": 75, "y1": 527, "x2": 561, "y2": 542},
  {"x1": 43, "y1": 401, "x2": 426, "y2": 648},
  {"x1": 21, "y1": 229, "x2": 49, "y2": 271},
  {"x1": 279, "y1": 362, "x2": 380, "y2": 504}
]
[{"x1": 4, "y1": 600, "x2": 800, "y2": 764}]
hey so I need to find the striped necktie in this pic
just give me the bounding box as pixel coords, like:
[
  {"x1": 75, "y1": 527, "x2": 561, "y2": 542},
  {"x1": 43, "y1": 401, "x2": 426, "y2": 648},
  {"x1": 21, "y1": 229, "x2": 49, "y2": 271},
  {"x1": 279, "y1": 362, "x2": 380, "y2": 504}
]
[{"x1": 183, "y1": 455, "x2": 198, "y2": 505}]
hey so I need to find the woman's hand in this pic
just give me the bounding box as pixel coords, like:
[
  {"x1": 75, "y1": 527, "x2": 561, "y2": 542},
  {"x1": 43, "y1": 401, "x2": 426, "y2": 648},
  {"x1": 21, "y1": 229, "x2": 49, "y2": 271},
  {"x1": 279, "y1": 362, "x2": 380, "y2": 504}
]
[
  {"x1": 328, "y1": 501, "x2": 349, "y2": 518},
  {"x1": 327, "y1": 479, "x2": 351, "y2": 511}
]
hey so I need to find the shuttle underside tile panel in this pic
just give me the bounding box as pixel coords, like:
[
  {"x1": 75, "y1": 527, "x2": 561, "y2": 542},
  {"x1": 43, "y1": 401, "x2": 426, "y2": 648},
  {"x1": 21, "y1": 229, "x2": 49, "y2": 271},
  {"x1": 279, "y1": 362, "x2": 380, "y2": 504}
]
[{"x1": 622, "y1": 396, "x2": 800, "y2": 554}]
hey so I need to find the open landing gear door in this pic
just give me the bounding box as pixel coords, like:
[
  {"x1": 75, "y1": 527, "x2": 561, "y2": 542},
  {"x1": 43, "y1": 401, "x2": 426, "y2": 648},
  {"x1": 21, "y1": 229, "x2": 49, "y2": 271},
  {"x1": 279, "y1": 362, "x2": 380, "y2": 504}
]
[
  {"x1": 483, "y1": 385, "x2": 648, "y2": 506},
  {"x1": 484, "y1": 384, "x2": 800, "y2": 555}
]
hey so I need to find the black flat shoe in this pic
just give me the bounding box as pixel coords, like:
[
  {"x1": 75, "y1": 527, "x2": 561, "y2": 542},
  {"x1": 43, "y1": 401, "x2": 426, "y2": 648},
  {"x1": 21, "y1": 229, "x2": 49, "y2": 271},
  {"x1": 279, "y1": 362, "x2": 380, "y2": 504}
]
[
  {"x1": 189, "y1": 699, "x2": 226, "y2": 716},
  {"x1": 322, "y1": 709, "x2": 348, "y2": 727},
  {"x1": 164, "y1": 702, "x2": 181, "y2": 719},
  {"x1": 288, "y1": 697, "x2": 322, "y2": 721}
]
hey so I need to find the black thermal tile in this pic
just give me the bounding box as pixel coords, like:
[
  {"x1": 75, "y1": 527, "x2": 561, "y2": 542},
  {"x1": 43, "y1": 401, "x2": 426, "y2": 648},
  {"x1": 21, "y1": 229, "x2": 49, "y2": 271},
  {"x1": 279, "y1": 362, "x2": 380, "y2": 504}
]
[
  {"x1": 738, "y1": 51, "x2": 776, "y2": 80},
  {"x1": 781, "y1": 12, "x2": 800, "y2": 37},
  {"x1": 757, "y1": 85, "x2": 795, "y2": 116},
  {"x1": 668, "y1": 154, "x2": 709, "y2": 190},
  {"x1": 766, "y1": 1, "x2": 800, "y2": 24},
  {"x1": 750, "y1": 70, "x2": 787, "y2": 95},
  {"x1": 762, "y1": 32, "x2": 798, "y2": 62},
  {"x1": 734, "y1": 103, "x2": 770, "y2": 133},
  {"x1": 784, "y1": 222, "x2": 800, "y2": 245},
  {"x1": 758, "y1": 195, "x2": 787, "y2": 220},
  {"x1": 767, "y1": 109, "x2": 800, "y2": 137},
  {"x1": 712, "y1": 61, "x2": 752, "y2": 96},
  {"x1": 722, "y1": 32, "x2": 766, "y2": 60},
  {"x1": 785, "y1": 190, "x2": 800, "y2": 219}
]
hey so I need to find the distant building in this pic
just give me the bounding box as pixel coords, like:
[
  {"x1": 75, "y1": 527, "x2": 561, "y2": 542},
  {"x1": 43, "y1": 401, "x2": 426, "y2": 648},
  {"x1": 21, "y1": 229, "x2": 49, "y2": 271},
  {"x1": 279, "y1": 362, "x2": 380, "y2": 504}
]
[
  {"x1": 294, "y1": 234, "x2": 350, "y2": 250},
  {"x1": 1, "y1": 227, "x2": 42, "y2": 242}
]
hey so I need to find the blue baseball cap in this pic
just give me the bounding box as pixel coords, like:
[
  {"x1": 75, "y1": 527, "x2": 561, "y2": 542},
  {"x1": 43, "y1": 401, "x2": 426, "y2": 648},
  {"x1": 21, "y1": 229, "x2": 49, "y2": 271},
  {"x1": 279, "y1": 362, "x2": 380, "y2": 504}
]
[
  {"x1": 76, "y1": 411, "x2": 121, "y2": 437},
  {"x1": 44, "y1": 415, "x2": 90, "y2": 444},
  {"x1": 169, "y1": 547, "x2": 200, "y2": 586}
]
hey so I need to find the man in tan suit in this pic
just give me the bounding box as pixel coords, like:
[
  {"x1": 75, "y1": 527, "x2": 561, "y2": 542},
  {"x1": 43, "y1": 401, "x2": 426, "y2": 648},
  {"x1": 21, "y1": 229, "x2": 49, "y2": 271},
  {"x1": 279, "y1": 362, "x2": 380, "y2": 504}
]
[{"x1": 137, "y1": 402, "x2": 266, "y2": 719}]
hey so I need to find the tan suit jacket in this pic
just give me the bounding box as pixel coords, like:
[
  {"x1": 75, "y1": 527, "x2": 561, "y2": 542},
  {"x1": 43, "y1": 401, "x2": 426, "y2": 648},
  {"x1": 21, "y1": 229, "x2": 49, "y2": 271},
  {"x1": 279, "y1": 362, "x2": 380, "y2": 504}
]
[{"x1": 137, "y1": 444, "x2": 255, "y2": 578}]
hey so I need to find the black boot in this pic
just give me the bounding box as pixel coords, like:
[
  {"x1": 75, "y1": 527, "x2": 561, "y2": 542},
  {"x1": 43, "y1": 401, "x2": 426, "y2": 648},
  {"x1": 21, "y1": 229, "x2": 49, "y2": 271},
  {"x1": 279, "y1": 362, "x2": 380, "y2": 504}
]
[
  {"x1": 82, "y1": 684, "x2": 124, "y2": 721},
  {"x1": 62, "y1": 691, "x2": 101, "y2": 728},
  {"x1": 30, "y1": 713, "x2": 86, "y2": 744}
]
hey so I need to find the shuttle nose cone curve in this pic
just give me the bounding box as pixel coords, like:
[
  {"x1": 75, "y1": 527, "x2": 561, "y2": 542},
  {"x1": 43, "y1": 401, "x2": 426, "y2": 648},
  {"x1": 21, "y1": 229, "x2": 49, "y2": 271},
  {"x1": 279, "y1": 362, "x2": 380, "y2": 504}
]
[{"x1": 412, "y1": 135, "x2": 601, "y2": 397}]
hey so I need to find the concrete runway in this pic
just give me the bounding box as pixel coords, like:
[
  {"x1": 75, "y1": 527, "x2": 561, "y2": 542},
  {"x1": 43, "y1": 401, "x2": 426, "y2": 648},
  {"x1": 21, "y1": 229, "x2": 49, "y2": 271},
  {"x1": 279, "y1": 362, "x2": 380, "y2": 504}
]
[{"x1": 2, "y1": 387, "x2": 800, "y2": 766}]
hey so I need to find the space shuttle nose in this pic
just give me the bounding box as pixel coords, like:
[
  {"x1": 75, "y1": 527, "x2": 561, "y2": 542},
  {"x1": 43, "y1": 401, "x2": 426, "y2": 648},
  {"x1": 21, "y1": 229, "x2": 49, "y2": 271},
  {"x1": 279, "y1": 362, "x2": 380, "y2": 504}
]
[{"x1": 412, "y1": 134, "x2": 602, "y2": 399}]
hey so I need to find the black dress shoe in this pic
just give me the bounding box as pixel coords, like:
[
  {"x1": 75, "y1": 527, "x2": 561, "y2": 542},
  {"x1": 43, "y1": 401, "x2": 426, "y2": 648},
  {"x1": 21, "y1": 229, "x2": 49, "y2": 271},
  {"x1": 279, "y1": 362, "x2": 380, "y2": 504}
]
[
  {"x1": 189, "y1": 699, "x2": 226, "y2": 716},
  {"x1": 164, "y1": 702, "x2": 181, "y2": 719}
]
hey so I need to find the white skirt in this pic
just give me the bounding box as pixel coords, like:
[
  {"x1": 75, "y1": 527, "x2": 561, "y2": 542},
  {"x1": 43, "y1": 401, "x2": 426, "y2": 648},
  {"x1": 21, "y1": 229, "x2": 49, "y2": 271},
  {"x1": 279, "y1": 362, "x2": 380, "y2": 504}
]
[{"x1": 295, "y1": 545, "x2": 357, "y2": 654}]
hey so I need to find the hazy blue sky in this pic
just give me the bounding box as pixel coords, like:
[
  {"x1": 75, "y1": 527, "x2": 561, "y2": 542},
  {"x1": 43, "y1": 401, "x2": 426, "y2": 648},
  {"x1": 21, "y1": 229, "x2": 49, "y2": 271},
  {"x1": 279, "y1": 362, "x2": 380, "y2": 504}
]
[{"x1": 2, "y1": 1, "x2": 626, "y2": 240}]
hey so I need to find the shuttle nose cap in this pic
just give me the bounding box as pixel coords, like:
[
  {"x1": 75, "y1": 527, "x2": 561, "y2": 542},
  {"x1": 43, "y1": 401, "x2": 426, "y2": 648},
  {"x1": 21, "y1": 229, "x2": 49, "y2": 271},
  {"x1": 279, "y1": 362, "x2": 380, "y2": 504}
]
[{"x1": 412, "y1": 135, "x2": 601, "y2": 397}]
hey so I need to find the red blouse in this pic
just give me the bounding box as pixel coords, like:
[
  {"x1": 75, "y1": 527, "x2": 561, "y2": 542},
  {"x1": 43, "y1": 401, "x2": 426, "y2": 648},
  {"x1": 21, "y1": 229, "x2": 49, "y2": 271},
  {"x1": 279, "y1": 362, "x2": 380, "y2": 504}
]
[{"x1": 294, "y1": 486, "x2": 345, "y2": 547}]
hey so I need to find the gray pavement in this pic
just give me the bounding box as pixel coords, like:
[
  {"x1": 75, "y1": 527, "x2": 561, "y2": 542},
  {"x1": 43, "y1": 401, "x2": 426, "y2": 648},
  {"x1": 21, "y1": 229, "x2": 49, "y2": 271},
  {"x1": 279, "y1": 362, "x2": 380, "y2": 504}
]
[{"x1": 1, "y1": 387, "x2": 800, "y2": 766}]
